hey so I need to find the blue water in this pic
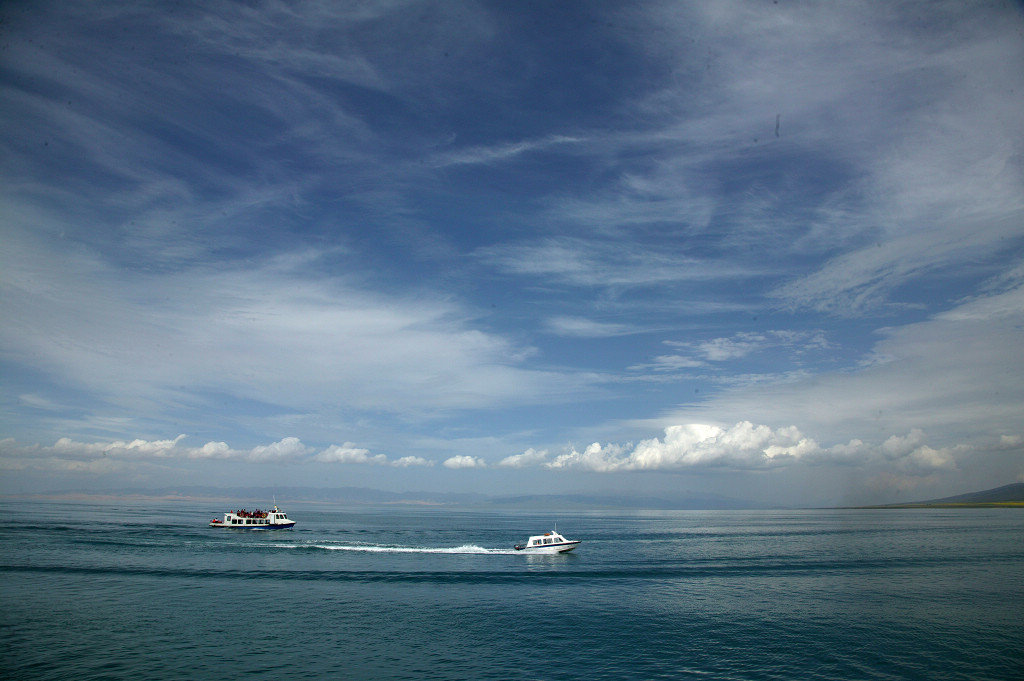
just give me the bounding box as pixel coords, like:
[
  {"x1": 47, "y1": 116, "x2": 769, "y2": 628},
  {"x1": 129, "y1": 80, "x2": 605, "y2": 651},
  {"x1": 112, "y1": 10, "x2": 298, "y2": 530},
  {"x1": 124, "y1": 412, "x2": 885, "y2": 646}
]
[{"x1": 1, "y1": 501, "x2": 1021, "y2": 680}]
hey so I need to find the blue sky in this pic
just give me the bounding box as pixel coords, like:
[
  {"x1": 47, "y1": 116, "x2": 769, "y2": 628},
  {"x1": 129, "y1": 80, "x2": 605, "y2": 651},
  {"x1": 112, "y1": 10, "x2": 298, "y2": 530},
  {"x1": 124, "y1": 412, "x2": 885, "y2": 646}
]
[{"x1": 2, "y1": 0, "x2": 1023, "y2": 505}]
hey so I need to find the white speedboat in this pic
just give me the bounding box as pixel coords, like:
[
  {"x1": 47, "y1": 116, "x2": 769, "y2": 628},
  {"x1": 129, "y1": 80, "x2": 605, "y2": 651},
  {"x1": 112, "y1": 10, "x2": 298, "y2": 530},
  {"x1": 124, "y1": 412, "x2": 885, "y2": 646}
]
[
  {"x1": 514, "y1": 529, "x2": 581, "y2": 553},
  {"x1": 209, "y1": 504, "x2": 295, "y2": 529}
]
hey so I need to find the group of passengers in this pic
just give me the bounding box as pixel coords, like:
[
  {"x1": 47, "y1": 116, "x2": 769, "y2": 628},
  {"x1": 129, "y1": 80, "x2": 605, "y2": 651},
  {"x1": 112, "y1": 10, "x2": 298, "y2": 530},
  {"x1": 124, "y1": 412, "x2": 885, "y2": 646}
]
[{"x1": 233, "y1": 509, "x2": 269, "y2": 519}]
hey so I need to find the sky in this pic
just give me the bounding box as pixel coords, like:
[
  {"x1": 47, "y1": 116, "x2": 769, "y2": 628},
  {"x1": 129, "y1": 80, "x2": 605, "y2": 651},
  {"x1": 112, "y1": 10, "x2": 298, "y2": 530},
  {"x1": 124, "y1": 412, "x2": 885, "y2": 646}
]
[{"x1": 2, "y1": 0, "x2": 1023, "y2": 506}]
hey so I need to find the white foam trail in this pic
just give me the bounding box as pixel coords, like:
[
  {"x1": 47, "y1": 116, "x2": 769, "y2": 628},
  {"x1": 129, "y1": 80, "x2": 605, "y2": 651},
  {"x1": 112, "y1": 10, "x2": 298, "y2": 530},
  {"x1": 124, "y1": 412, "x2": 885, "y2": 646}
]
[{"x1": 266, "y1": 542, "x2": 519, "y2": 555}]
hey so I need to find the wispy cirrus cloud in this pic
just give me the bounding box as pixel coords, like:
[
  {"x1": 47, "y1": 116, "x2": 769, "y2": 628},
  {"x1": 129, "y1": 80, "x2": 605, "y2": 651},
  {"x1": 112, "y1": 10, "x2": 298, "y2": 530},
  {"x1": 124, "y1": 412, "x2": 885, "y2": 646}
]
[
  {"x1": 477, "y1": 237, "x2": 760, "y2": 289},
  {"x1": 635, "y1": 330, "x2": 831, "y2": 372},
  {"x1": 2, "y1": 0, "x2": 1022, "y2": 504},
  {"x1": 0, "y1": 227, "x2": 589, "y2": 431},
  {"x1": 430, "y1": 134, "x2": 583, "y2": 168},
  {"x1": 637, "y1": 282, "x2": 1024, "y2": 450},
  {"x1": 543, "y1": 316, "x2": 637, "y2": 339}
]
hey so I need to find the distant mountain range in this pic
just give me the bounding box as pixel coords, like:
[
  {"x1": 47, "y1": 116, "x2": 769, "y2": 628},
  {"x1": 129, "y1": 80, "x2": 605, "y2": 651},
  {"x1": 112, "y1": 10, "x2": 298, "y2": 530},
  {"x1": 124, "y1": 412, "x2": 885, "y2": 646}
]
[
  {"x1": 866, "y1": 483, "x2": 1024, "y2": 508},
  {"x1": 15, "y1": 485, "x2": 770, "y2": 509},
  {"x1": 12, "y1": 483, "x2": 1023, "y2": 509},
  {"x1": 907, "y1": 482, "x2": 1024, "y2": 505}
]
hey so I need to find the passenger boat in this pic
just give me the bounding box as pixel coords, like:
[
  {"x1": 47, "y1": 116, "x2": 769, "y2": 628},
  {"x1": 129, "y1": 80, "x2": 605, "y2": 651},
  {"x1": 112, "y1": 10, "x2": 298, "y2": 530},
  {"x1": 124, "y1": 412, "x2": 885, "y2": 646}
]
[
  {"x1": 514, "y1": 528, "x2": 581, "y2": 553},
  {"x1": 209, "y1": 504, "x2": 295, "y2": 529}
]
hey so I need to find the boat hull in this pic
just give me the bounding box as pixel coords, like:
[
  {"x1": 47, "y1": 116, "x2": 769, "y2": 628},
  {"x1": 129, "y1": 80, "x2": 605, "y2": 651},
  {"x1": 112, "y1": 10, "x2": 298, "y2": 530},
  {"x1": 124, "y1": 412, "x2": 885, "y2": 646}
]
[
  {"x1": 209, "y1": 521, "x2": 295, "y2": 529},
  {"x1": 514, "y1": 541, "x2": 581, "y2": 554}
]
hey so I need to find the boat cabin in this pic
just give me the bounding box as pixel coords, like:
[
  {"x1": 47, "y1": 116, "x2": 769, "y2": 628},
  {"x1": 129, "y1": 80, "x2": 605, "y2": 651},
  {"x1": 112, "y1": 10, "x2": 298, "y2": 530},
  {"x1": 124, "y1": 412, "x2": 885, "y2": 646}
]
[{"x1": 526, "y1": 531, "x2": 568, "y2": 547}]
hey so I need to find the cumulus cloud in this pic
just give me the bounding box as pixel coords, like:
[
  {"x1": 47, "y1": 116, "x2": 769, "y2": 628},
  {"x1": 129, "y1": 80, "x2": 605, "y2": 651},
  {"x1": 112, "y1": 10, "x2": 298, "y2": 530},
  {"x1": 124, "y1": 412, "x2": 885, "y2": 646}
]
[
  {"x1": 0, "y1": 435, "x2": 427, "y2": 470},
  {"x1": 184, "y1": 437, "x2": 310, "y2": 463},
  {"x1": 248, "y1": 437, "x2": 311, "y2": 462},
  {"x1": 313, "y1": 443, "x2": 387, "y2": 465},
  {"x1": 54, "y1": 434, "x2": 188, "y2": 459},
  {"x1": 535, "y1": 422, "x2": 962, "y2": 476},
  {"x1": 547, "y1": 422, "x2": 814, "y2": 471},
  {"x1": 997, "y1": 435, "x2": 1023, "y2": 450},
  {"x1": 443, "y1": 455, "x2": 486, "y2": 469},
  {"x1": 497, "y1": 447, "x2": 549, "y2": 468},
  {"x1": 391, "y1": 456, "x2": 433, "y2": 468}
]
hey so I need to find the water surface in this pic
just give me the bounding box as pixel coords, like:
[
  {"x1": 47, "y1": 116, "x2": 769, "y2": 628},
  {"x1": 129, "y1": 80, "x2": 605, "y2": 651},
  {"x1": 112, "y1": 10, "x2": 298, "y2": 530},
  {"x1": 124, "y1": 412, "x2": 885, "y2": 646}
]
[{"x1": 2, "y1": 501, "x2": 1021, "y2": 680}]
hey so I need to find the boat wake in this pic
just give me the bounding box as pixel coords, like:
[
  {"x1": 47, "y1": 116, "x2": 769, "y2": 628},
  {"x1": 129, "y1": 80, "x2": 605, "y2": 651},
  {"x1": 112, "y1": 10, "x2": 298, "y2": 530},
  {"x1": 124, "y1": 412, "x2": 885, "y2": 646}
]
[{"x1": 268, "y1": 542, "x2": 519, "y2": 555}]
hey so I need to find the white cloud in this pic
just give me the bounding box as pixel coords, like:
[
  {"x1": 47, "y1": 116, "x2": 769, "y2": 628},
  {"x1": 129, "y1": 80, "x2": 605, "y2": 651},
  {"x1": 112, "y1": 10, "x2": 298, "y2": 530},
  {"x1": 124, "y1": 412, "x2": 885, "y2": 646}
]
[
  {"x1": 313, "y1": 443, "x2": 386, "y2": 465},
  {"x1": 696, "y1": 336, "x2": 765, "y2": 362},
  {"x1": 390, "y1": 456, "x2": 433, "y2": 468},
  {"x1": 2, "y1": 1, "x2": 1022, "y2": 504},
  {"x1": 18, "y1": 394, "x2": 64, "y2": 411},
  {"x1": 539, "y1": 422, "x2": 963, "y2": 477},
  {"x1": 641, "y1": 282, "x2": 1024, "y2": 454},
  {"x1": 249, "y1": 437, "x2": 311, "y2": 462},
  {"x1": 637, "y1": 331, "x2": 831, "y2": 372},
  {"x1": 476, "y1": 237, "x2": 756, "y2": 289},
  {"x1": 430, "y1": 134, "x2": 582, "y2": 168},
  {"x1": 547, "y1": 422, "x2": 814, "y2": 472},
  {"x1": 0, "y1": 435, "x2": 415, "y2": 469},
  {"x1": 443, "y1": 455, "x2": 486, "y2": 469},
  {"x1": 57, "y1": 434, "x2": 188, "y2": 459},
  {"x1": 998, "y1": 435, "x2": 1023, "y2": 450},
  {"x1": 0, "y1": 227, "x2": 590, "y2": 425},
  {"x1": 544, "y1": 316, "x2": 634, "y2": 338},
  {"x1": 497, "y1": 448, "x2": 549, "y2": 468},
  {"x1": 637, "y1": 354, "x2": 707, "y2": 371}
]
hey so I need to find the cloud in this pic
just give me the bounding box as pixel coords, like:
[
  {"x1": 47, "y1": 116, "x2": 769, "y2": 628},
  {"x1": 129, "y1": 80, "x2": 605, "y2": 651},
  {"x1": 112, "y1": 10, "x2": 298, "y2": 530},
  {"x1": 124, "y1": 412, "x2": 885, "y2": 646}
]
[
  {"x1": 0, "y1": 435, "x2": 429, "y2": 470},
  {"x1": 0, "y1": 227, "x2": 591, "y2": 429},
  {"x1": 636, "y1": 330, "x2": 831, "y2": 372},
  {"x1": 18, "y1": 394, "x2": 64, "y2": 411},
  {"x1": 443, "y1": 455, "x2": 486, "y2": 469},
  {"x1": 249, "y1": 437, "x2": 312, "y2": 462},
  {"x1": 497, "y1": 448, "x2": 549, "y2": 468},
  {"x1": 543, "y1": 316, "x2": 634, "y2": 338},
  {"x1": 312, "y1": 445, "x2": 432, "y2": 467},
  {"x1": 536, "y1": 422, "x2": 963, "y2": 477},
  {"x1": 639, "y1": 280, "x2": 1024, "y2": 453},
  {"x1": 313, "y1": 443, "x2": 387, "y2": 465},
  {"x1": 546, "y1": 422, "x2": 815, "y2": 472},
  {"x1": 54, "y1": 435, "x2": 188, "y2": 460},
  {"x1": 2, "y1": 1, "x2": 1022, "y2": 504},
  {"x1": 390, "y1": 456, "x2": 433, "y2": 468},
  {"x1": 476, "y1": 237, "x2": 757, "y2": 289},
  {"x1": 636, "y1": 354, "x2": 707, "y2": 372},
  {"x1": 527, "y1": 2, "x2": 1024, "y2": 317},
  {"x1": 430, "y1": 134, "x2": 582, "y2": 168}
]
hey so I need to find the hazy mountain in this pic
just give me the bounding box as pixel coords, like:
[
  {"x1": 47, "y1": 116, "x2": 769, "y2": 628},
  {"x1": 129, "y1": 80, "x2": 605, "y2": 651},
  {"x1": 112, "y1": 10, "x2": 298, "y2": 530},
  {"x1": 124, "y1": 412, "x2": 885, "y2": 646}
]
[
  {"x1": 20, "y1": 483, "x2": 1022, "y2": 509},
  {"x1": 20, "y1": 485, "x2": 766, "y2": 509},
  {"x1": 914, "y1": 483, "x2": 1024, "y2": 505}
]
